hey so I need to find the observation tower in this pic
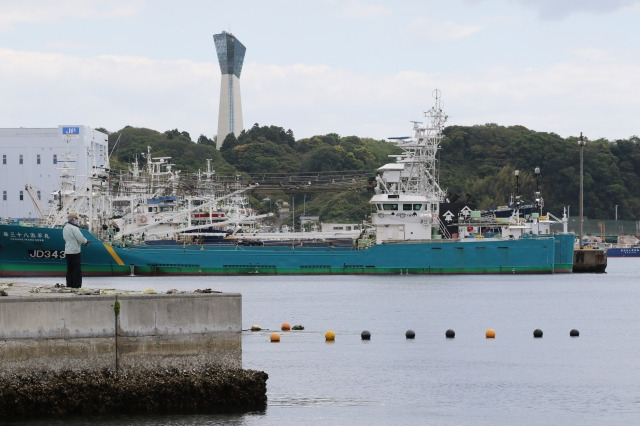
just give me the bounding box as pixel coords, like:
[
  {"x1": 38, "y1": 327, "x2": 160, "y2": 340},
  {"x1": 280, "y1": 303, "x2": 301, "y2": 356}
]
[{"x1": 213, "y1": 31, "x2": 246, "y2": 149}]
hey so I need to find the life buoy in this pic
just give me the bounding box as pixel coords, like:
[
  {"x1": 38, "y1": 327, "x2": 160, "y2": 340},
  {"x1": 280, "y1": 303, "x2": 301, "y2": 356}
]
[
  {"x1": 467, "y1": 226, "x2": 474, "y2": 232},
  {"x1": 139, "y1": 215, "x2": 148, "y2": 224}
]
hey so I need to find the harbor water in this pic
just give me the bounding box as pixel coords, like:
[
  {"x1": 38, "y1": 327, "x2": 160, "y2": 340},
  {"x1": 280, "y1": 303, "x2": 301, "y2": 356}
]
[{"x1": 6, "y1": 258, "x2": 640, "y2": 425}]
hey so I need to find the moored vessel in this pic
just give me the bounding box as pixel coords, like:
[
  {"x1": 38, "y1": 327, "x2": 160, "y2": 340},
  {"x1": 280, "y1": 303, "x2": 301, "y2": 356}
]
[
  {"x1": 606, "y1": 235, "x2": 640, "y2": 257},
  {"x1": 0, "y1": 91, "x2": 575, "y2": 277}
]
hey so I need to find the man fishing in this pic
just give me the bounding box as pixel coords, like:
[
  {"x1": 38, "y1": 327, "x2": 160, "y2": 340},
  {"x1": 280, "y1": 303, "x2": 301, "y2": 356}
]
[{"x1": 62, "y1": 212, "x2": 89, "y2": 288}]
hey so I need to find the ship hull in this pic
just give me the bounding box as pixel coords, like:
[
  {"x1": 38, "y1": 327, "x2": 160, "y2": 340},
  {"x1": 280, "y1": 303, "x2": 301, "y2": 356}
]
[
  {"x1": 606, "y1": 247, "x2": 640, "y2": 257},
  {"x1": 1, "y1": 223, "x2": 574, "y2": 277},
  {"x1": 0, "y1": 224, "x2": 132, "y2": 277}
]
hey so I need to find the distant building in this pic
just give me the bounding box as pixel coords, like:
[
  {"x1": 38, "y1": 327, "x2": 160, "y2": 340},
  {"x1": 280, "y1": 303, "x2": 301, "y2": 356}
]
[
  {"x1": 213, "y1": 31, "x2": 246, "y2": 149},
  {"x1": 0, "y1": 126, "x2": 108, "y2": 219}
]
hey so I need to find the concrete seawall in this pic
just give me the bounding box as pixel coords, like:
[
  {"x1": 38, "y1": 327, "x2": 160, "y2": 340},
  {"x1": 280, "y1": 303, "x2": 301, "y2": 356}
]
[
  {"x1": 0, "y1": 283, "x2": 241, "y2": 375},
  {"x1": 0, "y1": 282, "x2": 268, "y2": 418}
]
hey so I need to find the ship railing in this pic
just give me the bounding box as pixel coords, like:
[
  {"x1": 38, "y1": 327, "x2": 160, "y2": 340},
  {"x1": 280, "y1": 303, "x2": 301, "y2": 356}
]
[
  {"x1": 0, "y1": 217, "x2": 53, "y2": 226},
  {"x1": 438, "y1": 218, "x2": 452, "y2": 239},
  {"x1": 458, "y1": 217, "x2": 506, "y2": 227},
  {"x1": 545, "y1": 212, "x2": 565, "y2": 224}
]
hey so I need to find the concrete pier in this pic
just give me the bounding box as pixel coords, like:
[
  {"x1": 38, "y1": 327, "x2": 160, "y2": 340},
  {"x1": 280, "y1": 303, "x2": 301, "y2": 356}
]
[
  {"x1": 573, "y1": 248, "x2": 607, "y2": 273},
  {"x1": 0, "y1": 282, "x2": 268, "y2": 418},
  {"x1": 0, "y1": 282, "x2": 241, "y2": 374}
]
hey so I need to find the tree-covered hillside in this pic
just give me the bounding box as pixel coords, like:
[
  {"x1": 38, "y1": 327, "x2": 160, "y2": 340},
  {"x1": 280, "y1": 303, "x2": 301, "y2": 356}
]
[
  {"x1": 103, "y1": 123, "x2": 640, "y2": 222},
  {"x1": 441, "y1": 124, "x2": 640, "y2": 220}
]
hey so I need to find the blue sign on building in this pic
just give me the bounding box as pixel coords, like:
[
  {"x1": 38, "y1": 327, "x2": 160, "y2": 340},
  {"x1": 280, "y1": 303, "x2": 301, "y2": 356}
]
[{"x1": 62, "y1": 126, "x2": 80, "y2": 135}]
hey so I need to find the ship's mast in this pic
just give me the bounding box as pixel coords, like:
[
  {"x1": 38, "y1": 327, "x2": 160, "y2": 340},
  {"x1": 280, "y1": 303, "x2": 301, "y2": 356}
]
[
  {"x1": 393, "y1": 89, "x2": 448, "y2": 203},
  {"x1": 370, "y1": 90, "x2": 449, "y2": 244}
]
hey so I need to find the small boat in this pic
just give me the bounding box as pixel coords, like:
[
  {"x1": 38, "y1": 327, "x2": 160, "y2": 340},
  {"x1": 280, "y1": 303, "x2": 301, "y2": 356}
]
[{"x1": 606, "y1": 235, "x2": 640, "y2": 257}]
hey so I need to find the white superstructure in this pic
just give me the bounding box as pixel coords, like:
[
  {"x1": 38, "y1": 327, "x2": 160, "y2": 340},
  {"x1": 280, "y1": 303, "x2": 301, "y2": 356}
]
[
  {"x1": 0, "y1": 126, "x2": 109, "y2": 219},
  {"x1": 370, "y1": 90, "x2": 448, "y2": 244}
]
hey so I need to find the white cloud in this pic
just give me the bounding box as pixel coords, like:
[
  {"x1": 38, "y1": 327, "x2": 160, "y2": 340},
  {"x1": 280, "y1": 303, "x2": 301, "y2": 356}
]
[
  {"x1": 0, "y1": 48, "x2": 217, "y2": 136},
  {"x1": 331, "y1": 0, "x2": 390, "y2": 19},
  {"x1": 506, "y1": 0, "x2": 640, "y2": 20},
  {"x1": 2, "y1": 35, "x2": 640, "y2": 143},
  {"x1": 0, "y1": 0, "x2": 144, "y2": 30},
  {"x1": 406, "y1": 17, "x2": 483, "y2": 41}
]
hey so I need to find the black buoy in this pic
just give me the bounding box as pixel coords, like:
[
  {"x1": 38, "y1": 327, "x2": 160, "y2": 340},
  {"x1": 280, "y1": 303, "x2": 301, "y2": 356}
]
[
  {"x1": 445, "y1": 329, "x2": 455, "y2": 339},
  {"x1": 570, "y1": 329, "x2": 580, "y2": 337},
  {"x1": 533, "y1": 329, "x2": 543, "y2": 338},
  {"x1": 361, "y1": 330, "x2": 371, "y2": 340},
  {"x1": 405, "y1": 329, "x2": 415, "y2": 339}
]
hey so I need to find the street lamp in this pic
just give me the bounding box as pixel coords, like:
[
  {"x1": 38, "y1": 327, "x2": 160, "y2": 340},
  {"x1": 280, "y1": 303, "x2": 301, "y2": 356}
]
[
  {"x1": 514, "y1": 169, "x2": 520, "y2": 209},
  {"x1": 578, "y1": 132, "x2": 585, "y2": 249},
  {"x1": 534, "y1": 167, "x2": 541, "y2": 212}
]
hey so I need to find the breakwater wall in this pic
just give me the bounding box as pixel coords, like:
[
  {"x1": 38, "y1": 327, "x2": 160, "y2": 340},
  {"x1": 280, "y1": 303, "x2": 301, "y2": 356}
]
[
  {"x1": 0, "y1": 285, "x2": 268, "y2": 418},
  {"x1": 0, "y1": 291, "x2": 242, "y2": 373}
]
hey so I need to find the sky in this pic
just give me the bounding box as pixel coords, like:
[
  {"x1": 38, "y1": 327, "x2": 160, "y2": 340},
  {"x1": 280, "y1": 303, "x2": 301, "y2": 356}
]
[{"x1": 1, "y1": 0, "x2": 640, "y2": 143}]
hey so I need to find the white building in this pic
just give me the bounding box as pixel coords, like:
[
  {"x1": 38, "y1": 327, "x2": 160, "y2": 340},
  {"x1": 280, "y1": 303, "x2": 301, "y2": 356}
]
[{"x1": 0, "y1": 126, "x2": 109, "y2": 219}]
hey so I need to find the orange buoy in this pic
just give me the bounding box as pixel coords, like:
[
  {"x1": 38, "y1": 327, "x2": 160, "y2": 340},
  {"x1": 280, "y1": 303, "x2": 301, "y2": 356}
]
[
  {"x1": 485, "y1": 329, "x2": 496, "y2": 338},
  {"x1": 281, "y1": 322, "x2": 291, "y2": 331},
  {"x1": 270, "y1": 332, "x2": 280, "y2": 342},
  {"x1": 325, "y1": 330, "x2": 336, "y2": 341}
]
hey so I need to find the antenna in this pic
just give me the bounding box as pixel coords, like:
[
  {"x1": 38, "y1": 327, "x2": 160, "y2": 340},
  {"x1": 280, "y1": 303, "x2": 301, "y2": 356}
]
[{"x1": 109, "y1": 134, "x2": 122, "y2": 159}]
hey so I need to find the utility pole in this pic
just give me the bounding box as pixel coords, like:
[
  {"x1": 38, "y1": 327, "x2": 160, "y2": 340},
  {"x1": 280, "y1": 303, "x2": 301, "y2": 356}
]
[{"x1": 578, "y1": 132, "x2": 585, "y2": 249}]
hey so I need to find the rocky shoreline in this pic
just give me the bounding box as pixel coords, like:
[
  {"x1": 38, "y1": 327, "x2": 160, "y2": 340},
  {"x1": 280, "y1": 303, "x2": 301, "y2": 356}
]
[{"x1": 0, "y1": 366, "x2": 268, "y2": 419}]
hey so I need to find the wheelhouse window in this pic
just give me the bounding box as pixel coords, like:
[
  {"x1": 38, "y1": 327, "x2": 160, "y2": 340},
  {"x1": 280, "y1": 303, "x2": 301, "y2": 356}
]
[
  {"x1": 382, "y1": 204, "x2": 398, "y2": 211},
  {"x1": 402, "y1": 203, "x2": 423, "y2": 211}
]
